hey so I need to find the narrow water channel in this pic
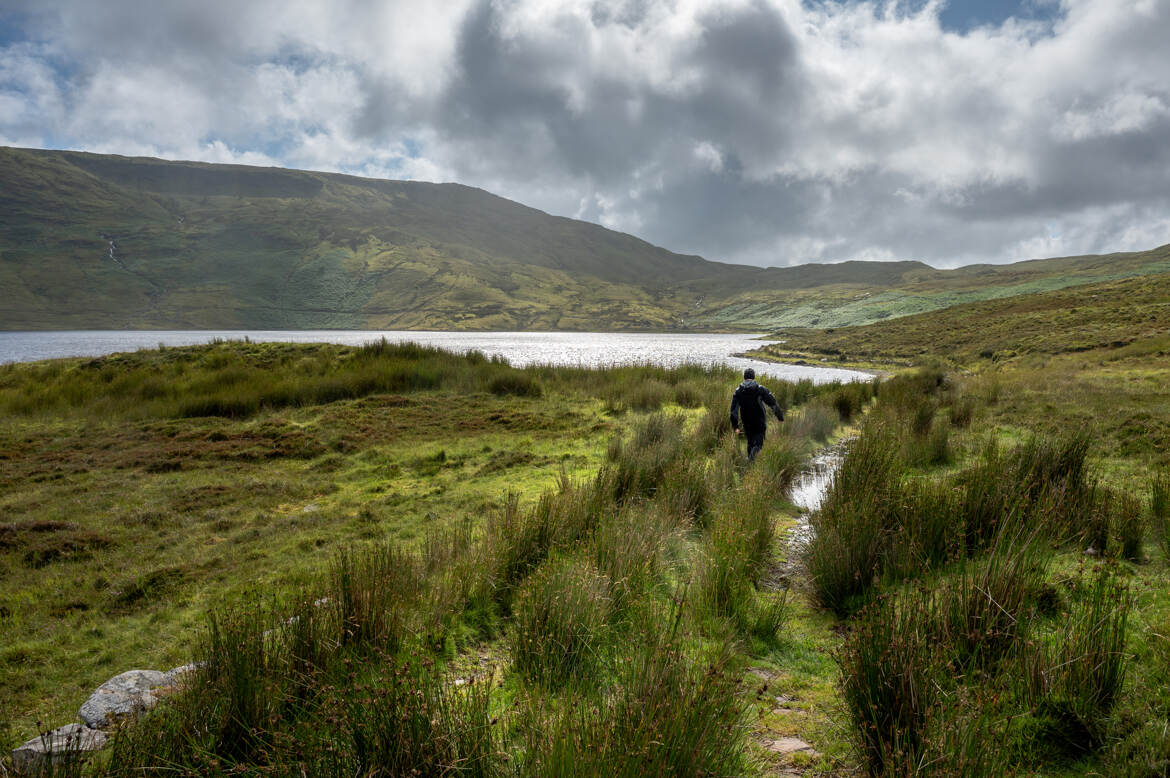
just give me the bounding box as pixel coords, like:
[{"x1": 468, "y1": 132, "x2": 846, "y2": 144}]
[
  {"x1": 774, "y1": 441, "x2": 848, "y2": 584},
  {"x1": 787, "y1": 445, "x2": 844, "y2": 544}
]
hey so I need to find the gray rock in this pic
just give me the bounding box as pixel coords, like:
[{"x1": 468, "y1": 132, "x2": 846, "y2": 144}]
[
  {"x1": 763, "y1": 736, "x2": 818, "y2": 756},
  {"x1": 12, "y1": 723, "x2": 107, "y2": 773},
  {"x1": 161, "y1": 663, "x2": 197, "y2": 688},
  {"x1": 79, "y1": 669, "x2": 167, "y2": 729}
]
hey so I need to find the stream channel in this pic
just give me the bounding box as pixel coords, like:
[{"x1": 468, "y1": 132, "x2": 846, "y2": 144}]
[{"x1": 777, "y1": 441, "x2": 849, "y2": 581}]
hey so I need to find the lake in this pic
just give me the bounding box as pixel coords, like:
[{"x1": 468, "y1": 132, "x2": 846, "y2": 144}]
[{"x1": 0, "y1": 330, "x2": 868, "y2": 383}]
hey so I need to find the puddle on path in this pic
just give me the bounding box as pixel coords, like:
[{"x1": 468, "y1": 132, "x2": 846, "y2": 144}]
[
  {"x1": 787, "y1": 444, "x2": 845, "y2": 549},
  {"x1": 769, "y1": 440, "x2": 849, "y2": 587}
]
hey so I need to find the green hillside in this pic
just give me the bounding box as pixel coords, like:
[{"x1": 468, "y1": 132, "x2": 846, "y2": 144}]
[
  {"x1": 751, "y1": 249, "x2": 1170, "y2": 471},
  {"x1": 0, "y1": 147, "x2": 721, "y2": 330},
  {"x1": 2, "y1": 146, "x2": 1169, "y2": 331},
  {"x1": 687, "y1": 244, "x2": 1170, "y2": 329},
  {"x1": 754, "y1": 257, "x2": 1170, "y2": 369}
]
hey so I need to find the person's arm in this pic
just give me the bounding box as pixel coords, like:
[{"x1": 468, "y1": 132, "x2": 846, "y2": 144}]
[
  {"x1": 761, "y1": 386, "x2": 784, "y2": 421},
  {"x1": 729, "y1": 388, "x2": 742, "y2": 431}
]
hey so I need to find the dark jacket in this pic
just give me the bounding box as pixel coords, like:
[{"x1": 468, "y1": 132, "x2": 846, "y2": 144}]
[{"x1": 730, "y1": 379, "x2": 783, "y2": 433}]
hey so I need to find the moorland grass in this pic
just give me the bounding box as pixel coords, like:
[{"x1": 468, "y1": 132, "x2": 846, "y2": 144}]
[
  {"x1": 0, "y1": 339, "x2": 852, "y2": 775},
  {"x1": 1016, "y1": 566, "x2": 1132, "y2": 758},
  {"x1": 515, "y1": 633, "x2": 748, "y2": 778},
  {"x1": 741, "y1": 272, "x2": 1170, "y2": 775},
  {"x1": 838, "y1": 592, "x2": 938, "y2": 776},
  {"x1": 805, "y1": 367, "x2": 1155, "y2": 776},
  {"x1": 805, "y1": 378, "x2": 1109, "y2": 617},
  {"x1": 6, "y1": 339, "x2": 868, "y2": 747},
  {"x1": 93, "y1": 413, "x2": 800, "y2": 774},
  {"x1": 8, "y1": 334, "x2": 1165, "y2": 777},
  {"x1": 509, "y1": 555, "x2": 611, "y2": 687},
  {"x1": 1150, "y1": 468, "x2": 1170, "y2": 562},
  {"x1": 838, "y1": 544, "x2": 1130, "y2": 776}
]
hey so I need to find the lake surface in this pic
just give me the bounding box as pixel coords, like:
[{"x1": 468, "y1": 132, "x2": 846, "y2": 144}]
[{"x1": 0, "y1": 330, "x2": 868, "y2": 383}]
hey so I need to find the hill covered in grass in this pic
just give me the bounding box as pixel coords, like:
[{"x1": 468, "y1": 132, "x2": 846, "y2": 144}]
[
  {"x1": 2, "y1": 146, "x2": 1169, "y2": 331},
  {"x1": 0, "y1": 147, "x2": 723, "y2": 330},
  {"x1": 754, "y1": 256, "x2": 1170, "y2": 369},
  {"x1": 688, "y1": 242, "x2": 1170, "y2": 330},
  {"x1": 753, "y1": 258, "x2": 1170, "y2": 466}
]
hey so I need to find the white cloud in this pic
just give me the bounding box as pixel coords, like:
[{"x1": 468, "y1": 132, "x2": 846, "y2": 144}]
[{"x1": 1056, "y1": 92, "x2": 1170, "y2": 141}]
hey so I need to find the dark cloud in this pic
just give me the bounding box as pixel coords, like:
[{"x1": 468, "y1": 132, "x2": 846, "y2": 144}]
[
  {"x1": 426, "y1": 0, "x2": 807, "y2": 257},
  {"x1": 695, "y1": 0, "x2": 796, "y2": 98}
]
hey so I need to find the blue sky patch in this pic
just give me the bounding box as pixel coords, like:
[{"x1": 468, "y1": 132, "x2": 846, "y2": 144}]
[
  {"x1": 803, "y1": 0, "x2": 1062, "y2": 33},
  {"x1": 0, "y1": 12, "x2": 33, "y2": 47},
  {"x1": 937, "y1": 0, "x2": 1061, "y2": 32}
]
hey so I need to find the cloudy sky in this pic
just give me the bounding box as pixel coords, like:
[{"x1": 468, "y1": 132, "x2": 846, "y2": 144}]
[{"x1": 1, "y1": 0, "x2": 1168, "y2": 268}]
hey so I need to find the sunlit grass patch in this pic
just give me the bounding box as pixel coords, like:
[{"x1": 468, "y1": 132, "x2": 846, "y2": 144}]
[
  {"x1": 0, "y1": 343, "x2": 632, "y2": 741},
  {"x1": 6, "y1": 340, "x2": 1047, "y2": 776}
]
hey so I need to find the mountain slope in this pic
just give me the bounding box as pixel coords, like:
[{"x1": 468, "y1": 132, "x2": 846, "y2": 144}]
[
  {"x1": 753, "y1": 258, "x2": 1170, "y2": 368},
  {"x1": 684, "y1": 245, "x2": 1170, "y2": 329},
  {"x1": 0, "y1": 147, "x2": 731, "y2": 330},
  {"x1": 2, "y1": 146, "x2": 1168, "y2": 331}
]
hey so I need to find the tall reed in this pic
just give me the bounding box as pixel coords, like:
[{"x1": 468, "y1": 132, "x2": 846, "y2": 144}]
[
  {"x1": 510, "y1": 556, "x2": 612, "y2": 687},
  {"x1": 603, "y1": 411, "x2": 687, "y2": 505},
  {"x1": 517, "y1": 637, "x2": 747, "y2": 777},
  {"x1": 344, "y1": 655, "x2": 501, "y2": 778},
  {"x1": 1150, "y1": 468, "x2": 1170, "y2": 562},
  {"x1": 805, "y1": 427, "x2": 901, "y2": 614},
  {"x1": 590, "y1": 506, "x2": 675, "y2": 615},
  {"x1": 932, "y1": 532, "x2": 1047, "y2": 671},
  {"x1": 1114, "y1": 492, "x2": 1146, "y2": 562},
  {"x1": 1017, "y1": 566, "x2": 1132, "y2": 751},
  {"x1": 330, "y1": 543, "x2": 422, "y2": 651},
  {"x1": 838, "y1": 594, "x2": 938, "y2": 776}
]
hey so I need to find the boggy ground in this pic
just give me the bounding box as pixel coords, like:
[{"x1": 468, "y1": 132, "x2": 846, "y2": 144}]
[
  {"x1": 0, "y1": 340, "x2": 857, "y2": 775},
  {"x1": 0, "y1": 343, "x2": 653, "y2": 745},
  {"x1": 0, "y1": 400, "x2": 600, "y2": 733},
  {"x1": 7, "y1": 332, "x2": 1166, "y2": 777},
  {"x1": 749, "y1": 278, "x2": 1170, "y2": 776}
]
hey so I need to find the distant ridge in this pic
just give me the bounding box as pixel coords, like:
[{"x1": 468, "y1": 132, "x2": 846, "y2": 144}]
[
  {"x1": 1, "y1": 146, "x2": 1167, "y2": 331},
  {"x1": 754, "y1": 249, "x2": 1170, "y2": 368}
]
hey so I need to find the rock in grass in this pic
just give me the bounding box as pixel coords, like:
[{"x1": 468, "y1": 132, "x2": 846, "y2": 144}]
[
  {"x1": 763, "y1": 736, "x2": 818, "y2": 756},
  {"x1": 161, "y1": 663, "x2": 198, "y2": 688},
  {"x1": 78, "y1": 669, "x2": 168, "y2": 729},
  {"x1": 12, "y1": 723, "x2": 107, "y2": 773}
]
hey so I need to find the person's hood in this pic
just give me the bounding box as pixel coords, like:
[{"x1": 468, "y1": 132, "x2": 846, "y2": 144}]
[{"x1": 739, "y1": 379, "x2": 759, "y2": 390}]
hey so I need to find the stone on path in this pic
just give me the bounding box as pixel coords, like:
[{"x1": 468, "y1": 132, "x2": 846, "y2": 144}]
[
  {"x1": 12, "y1": 723, "x2": 107, "y2": 773},
  {"x1": 78, "y1": 669, "x2": 168, "y2": 729},
  {"x1": 763, "y1": 736, "x2": 819, "y2": 756}
]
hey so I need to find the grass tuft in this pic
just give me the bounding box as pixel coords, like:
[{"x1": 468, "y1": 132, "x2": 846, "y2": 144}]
[
  {"x1": 330, "y1": 543, "x2": 422, "y2": 651},
  {"x1": 1150, "y1": 468, "x2": 1170, "y2": 562},
  {"x1": 1017, "y1": 566, "x2": 1132, "y2": 755},
  {"x1": 343, "y1": 656, "x2": 501, "y2": 778},
  {"x1": 510, "y1": 556, "x2": 611, "y2": 688},
  {"x1": 838, "y1": 594, "x2": 937, "y2": 776},
  {"x1": 518, "y1": 636, "x2": 748, "y2": 777}
]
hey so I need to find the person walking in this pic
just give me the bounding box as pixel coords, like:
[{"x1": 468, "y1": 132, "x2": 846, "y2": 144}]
[{"x1": 729, "y1": 368, "x2": 784, "y2": 461}]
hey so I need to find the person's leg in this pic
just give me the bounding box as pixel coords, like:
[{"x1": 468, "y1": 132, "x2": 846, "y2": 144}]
[{"x1": 747, "y1": 430, "x2": 765, "y2": 461}]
